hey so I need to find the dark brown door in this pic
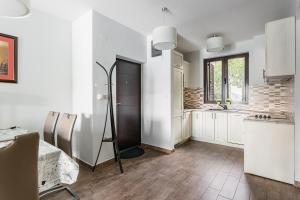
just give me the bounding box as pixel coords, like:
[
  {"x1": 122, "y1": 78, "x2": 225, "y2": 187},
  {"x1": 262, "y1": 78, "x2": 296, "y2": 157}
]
[{"x1": 116, "y1": 59, "x2": 141, "y2": 151}]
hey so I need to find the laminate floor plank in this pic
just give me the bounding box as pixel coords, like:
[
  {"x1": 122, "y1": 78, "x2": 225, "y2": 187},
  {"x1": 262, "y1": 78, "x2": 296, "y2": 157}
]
[{"x1": 42, "y1": 141, "x2": 300, "y2": 200}]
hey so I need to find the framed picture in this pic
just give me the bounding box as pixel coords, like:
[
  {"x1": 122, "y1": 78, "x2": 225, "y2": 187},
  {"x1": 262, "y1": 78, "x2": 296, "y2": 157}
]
[{"x1": 0, "y1": 33, "x2": 18, "y2": 83}]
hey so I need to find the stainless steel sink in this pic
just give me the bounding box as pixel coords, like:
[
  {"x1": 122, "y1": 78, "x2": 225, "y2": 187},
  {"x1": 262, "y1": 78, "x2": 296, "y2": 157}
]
[
  {"x1": 207, "y1": 108, "x2": 239, "y2": 112},
  {"x1": 208, "y1": 108, "x2": 224, "y2": 111}
]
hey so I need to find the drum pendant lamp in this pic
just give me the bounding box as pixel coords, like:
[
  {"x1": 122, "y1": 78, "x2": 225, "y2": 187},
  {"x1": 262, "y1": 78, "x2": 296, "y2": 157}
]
[
  {"x1": 152, "y1": 7, "x2": 177, "y2": 50},
  {"x1": 0, "y1": 0, "x2": 31, "y2": 18}
]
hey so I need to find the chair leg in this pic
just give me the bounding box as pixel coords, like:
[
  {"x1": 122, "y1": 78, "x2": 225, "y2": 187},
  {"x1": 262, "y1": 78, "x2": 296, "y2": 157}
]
[
  {"x1": 65, "y1": 186, "x2": 80, "y2": 200},
  {"x1": 39, "y1": 184, "x2": 80, "y2": 200}
]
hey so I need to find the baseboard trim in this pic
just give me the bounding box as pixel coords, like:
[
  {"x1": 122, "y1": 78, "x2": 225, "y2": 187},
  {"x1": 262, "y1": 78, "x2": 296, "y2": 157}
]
[
  {"x1": 175, "y1": 137, "x2": 191, "y2": 148},
  {"x1": 74, "y1": 157, "x2": 115, "y2": 170},
  {"x1": 141, "y1": 143, "x2": 174, "y2": 154},
  {"x1": 191, "y1": 137, "x2": 244, "y2": 149},
  {"x1": 294, "y1": 181, "x2": 300, "y2": 188}
]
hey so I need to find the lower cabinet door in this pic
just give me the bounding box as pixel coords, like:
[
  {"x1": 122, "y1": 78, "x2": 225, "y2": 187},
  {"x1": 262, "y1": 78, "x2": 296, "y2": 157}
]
[
  {"x1": 174, "y1": 116, "x2": 183, "y2": 144},
  {"x1": 187, "y1": 113, "x2": 192, "y2": 138},
  {"x1": 228, "y1": 113, "x2": 247, "y2": 145},
  {"x1": 215, "y1": 112, "x2": 228, "y2": 142},
  {"x1": 192, "y1": 111, "x2": 202, "y2": 138},
  {"x1": 183, "y1": 112, "x2": 191, "y2": 140},
  {"x1": 203, "y1": 112, "x2": 215, "y2": 141}
]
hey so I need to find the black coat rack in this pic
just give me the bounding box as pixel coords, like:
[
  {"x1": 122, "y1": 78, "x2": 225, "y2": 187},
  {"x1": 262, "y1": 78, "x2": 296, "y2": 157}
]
[{"x1": 92, "y1": 61, "x2": 123, "y2": 173}]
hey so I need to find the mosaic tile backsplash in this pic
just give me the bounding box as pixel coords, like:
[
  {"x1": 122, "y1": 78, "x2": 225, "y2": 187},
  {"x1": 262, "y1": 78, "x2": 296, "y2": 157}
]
[{"x1": 184, "y1": 80, "x2": 294, "y2": 113}]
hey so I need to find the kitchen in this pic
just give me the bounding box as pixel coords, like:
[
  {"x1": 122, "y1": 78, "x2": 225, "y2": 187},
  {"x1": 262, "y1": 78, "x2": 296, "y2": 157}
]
[
  {"x1": 171, "y1": 16, "x2": 295, "y2": 185},
  {"x1": 1, "y1": 0, "x2": 300, "y2": 199}
]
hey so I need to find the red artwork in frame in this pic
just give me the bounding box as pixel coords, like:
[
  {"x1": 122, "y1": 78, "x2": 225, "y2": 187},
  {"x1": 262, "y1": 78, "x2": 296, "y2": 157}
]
[{"x1": 0, "y1": 33, "x2": 18, "y2": 83}]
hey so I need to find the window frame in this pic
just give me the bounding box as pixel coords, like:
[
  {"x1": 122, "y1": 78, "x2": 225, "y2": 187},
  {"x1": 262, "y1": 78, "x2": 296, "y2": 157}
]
[{"x1": 204, "y1": 53, "x2": 249, "y2": 104}]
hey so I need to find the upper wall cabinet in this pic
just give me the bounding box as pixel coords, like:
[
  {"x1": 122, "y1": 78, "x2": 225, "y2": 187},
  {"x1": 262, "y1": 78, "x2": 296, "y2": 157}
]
[
  {"x1": 172, "y1": 51, "x2": 183, "y2": 70},
  {"x1": 265, "y1": 16, "x2": 295, "y2": 78},
  {"x1": 251, "y1": 35, "x2": 266, "y2": 85},
  {"x1": 173, "y1": 67, "x2": 184, "y2": 117}
]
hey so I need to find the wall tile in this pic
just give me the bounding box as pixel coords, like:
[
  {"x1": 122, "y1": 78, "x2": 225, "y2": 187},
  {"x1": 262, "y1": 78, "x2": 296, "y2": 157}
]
[{"x1": 184, "y1": 80, "x2": 294, "y2": 113}]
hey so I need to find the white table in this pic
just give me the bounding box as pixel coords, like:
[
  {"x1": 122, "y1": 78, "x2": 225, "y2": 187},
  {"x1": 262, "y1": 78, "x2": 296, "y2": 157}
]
[{"x1": 0, "y1": 128, "x2": 79, "y2": 192}]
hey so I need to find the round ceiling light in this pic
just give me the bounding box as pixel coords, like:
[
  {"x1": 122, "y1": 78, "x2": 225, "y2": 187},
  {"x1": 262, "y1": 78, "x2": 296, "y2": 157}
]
[
  {"x1": 0, "y1": 0, "x2": 30, "y2": 18},
  {"x1": 207, "y1": 35, "x2": 225, "y2": 52},
  {"x1": 153, "y1": 25, "x2": 177, "y2": 50},
  {"x1": 152, "y1": 7, "x2": 177, "y2": 51}
]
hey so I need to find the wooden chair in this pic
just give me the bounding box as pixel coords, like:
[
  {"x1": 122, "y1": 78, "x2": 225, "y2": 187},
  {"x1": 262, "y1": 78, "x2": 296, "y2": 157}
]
[
  {"x1": 57, "y1": 113, "x2": 77, "y2": 158},
  {"x1": 44, "y1": 111, "x2": 60, "y2": 145},
  {"x1": 0, "y1": 132, "x2": 40, "y2": 200}
]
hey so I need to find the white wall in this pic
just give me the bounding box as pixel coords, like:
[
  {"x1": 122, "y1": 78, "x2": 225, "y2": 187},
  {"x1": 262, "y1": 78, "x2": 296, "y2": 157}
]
[
  {"x1": 72, "y1": 11, "x2": 94, "y2": 164},
  {"x1": 72, "y1": 10, "x2": 147, "y2": 165},
  {"x1": 294, "y1": 19, "x2": 300, "y2": 182},
  {"x1": 184, "y1": 35, "x2": 266, "y2": 88},
  {"x1": 93, "y1": 11, "x2": 147, "y2": 164},
  {"x1": 184, "y1": 51, "x2": 201, "y2": 88},
  {"x1": 142, "y1": 36, "x2": 174, "y2": 150},
  {"x1": 0, "y1": 10, "x2": 72, "y2": 135}
]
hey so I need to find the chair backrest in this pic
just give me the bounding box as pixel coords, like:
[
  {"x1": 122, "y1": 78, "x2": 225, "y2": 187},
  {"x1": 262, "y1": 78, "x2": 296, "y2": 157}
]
[
  {"x1": 57, "y1": 113, "x2": 77, "y2": 157},
  {"x1": 0, "y1": 132, "x2": 40, "y2": 200},
  {"x1": 44, "y1": 111, "x2": 60, "y2": 145}
]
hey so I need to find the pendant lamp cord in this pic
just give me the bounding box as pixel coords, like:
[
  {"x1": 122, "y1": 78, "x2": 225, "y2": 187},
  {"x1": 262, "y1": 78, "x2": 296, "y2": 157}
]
[{"x1": 162, "y1": 7, "x2": 168, "y2": 25}]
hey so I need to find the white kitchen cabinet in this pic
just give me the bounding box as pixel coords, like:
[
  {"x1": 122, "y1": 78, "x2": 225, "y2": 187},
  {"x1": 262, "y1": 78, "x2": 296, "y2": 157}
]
[
  {"x1": 192, "y1": 111, "x2": 203, "y2": 138},
  {"x1": 244, "y1": 120, "x2": 294, "y2": 184},
  {"x1": 174, "y1": 116, "x2": 183, "y2": 144},
  {"x1": 251, "y1": 35, "x2": 266, "y2": 85},
  {"x1": 265, "y1": 16, "x2": 295, "y2": 77},
  {"x1": 183, "y1": 111, "x2": 192, "y2": 140},
  {"x1": 227, "y1": 113, "x2": 247, "y2": 145},
  {"x1": 203, "y1": 111, "x2": 215, "y2": 141},
  {"x1": 172, "y1": 53, "x2": 184, "y2": 145},
  {"x1": 191, "y1": 110, "x2": 246, "y2": 148},
  {"x1": 183, "y1": 61, "x2": 190, "y2": 87},
  {"x1": 172, "y1": 51, "x2": 183, "y2": 70},
  {"x1": 214, "y1": 112, "x2": 228, "y2": 142},
  {"x1": 173, "y1": 67, "x2": 183, "y2": 117}
]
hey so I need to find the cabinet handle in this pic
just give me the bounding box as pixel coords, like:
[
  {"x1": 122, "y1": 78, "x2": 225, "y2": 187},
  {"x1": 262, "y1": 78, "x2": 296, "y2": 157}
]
[{"x1": 211, "y1": 113, "x2": 213, "y2": 119}]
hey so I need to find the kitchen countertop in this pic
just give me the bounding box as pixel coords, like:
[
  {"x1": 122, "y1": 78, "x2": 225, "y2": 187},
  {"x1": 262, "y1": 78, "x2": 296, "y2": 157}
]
[
  {"x1": 244, "y1": 116, "x2": 295, "y2": 125},
  {"x1": 184, "y1": 108, "x2": 294, "y2": 124},
  {"x1": 184, "y1": 108, "x2": 250, "y2": 114}
]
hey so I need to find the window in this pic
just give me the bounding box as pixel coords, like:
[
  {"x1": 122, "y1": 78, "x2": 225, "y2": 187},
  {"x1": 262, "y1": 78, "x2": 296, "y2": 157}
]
[{"x1": 204, "y1": 53, "x2": 249, "y2": 104}]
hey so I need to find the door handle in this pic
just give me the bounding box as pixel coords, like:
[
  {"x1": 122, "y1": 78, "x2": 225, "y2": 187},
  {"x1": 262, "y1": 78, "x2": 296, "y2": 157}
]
[{"x1": 116, "y1": 102, "x2": 122, "y2": 105}]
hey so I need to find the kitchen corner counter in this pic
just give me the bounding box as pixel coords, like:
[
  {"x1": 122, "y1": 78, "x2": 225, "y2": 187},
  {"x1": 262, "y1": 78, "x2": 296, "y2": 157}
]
[
  {"x1": 244, "y1": 116, "x2": 295, "y2": 125},
  {"x1": 184, "y1": 108, "x2": 251, "y2": 114}
]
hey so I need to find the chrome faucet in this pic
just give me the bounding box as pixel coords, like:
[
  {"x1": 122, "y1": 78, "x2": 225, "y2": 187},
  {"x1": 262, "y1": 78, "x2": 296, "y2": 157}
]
[{"x1": 219, "y1": 104, "x2": 228, "y2": 110}]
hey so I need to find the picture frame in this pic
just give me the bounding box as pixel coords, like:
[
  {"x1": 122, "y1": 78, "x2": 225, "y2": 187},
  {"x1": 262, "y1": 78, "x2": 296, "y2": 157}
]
[{"x1": 0, "y1": 33, "x2": 18, "y2": 83}]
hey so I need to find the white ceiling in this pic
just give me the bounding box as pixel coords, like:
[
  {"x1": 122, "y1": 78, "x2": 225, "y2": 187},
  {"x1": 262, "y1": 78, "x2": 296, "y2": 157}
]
[{"x1": 31, "y1": 0, "x2": 298, "y2": 53}]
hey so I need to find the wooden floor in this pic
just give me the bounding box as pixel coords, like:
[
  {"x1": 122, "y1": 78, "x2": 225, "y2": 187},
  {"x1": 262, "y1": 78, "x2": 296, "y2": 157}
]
[{"x1": 43, "y1": 141, "x2": 300, "y2": 200}]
